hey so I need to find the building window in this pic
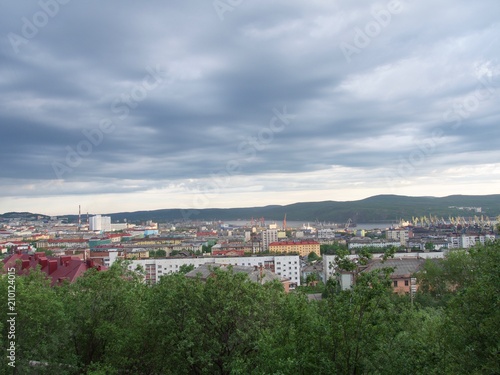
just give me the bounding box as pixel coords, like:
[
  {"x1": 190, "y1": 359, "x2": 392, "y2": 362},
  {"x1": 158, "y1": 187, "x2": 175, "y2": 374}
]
[{"x1": 393, "y1": 281, "x2": 398, "y2": 287}]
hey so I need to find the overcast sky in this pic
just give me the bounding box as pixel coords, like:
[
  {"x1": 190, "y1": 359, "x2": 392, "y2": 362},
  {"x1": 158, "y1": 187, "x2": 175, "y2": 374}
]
[{"x1": 1, "y1": 0, "x2": 499, "y2": 216}]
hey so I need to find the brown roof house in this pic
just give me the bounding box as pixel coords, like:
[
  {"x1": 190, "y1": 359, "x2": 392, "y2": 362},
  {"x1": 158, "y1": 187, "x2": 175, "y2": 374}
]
[
  {"x1": 185, "y1": 263, "x2": 291, "y2": 292},
  {"x1": 362, "y1": 257, "x2": 425, "y2": 294}
]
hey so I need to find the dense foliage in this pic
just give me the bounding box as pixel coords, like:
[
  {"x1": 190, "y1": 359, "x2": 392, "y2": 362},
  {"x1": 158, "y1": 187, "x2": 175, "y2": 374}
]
[{"x1": 0, "y1": 241, "x2": 498, "y2": 374}]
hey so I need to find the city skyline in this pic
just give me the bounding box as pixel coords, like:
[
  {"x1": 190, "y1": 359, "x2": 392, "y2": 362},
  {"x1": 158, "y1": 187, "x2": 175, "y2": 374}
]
[{"x1": 1, "y1": 1, "x2": 500, "y2": 216}]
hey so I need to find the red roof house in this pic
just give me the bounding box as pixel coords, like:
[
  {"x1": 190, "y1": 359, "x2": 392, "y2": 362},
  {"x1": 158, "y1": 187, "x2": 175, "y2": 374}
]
[{"x1": 2, "y1": 251, "x2": 106, "y2": 286}]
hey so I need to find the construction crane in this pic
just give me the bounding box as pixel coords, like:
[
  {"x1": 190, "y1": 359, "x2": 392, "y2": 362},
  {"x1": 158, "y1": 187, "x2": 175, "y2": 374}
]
[
  {"x1": 421, "y1": 216, "x2": 429, "y2": 226},
  {"x1": 344, "y1": 218, "x2": 352, "y2": 232}
]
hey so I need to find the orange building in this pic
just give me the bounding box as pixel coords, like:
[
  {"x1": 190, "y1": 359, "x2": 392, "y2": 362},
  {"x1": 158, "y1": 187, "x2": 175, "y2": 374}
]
[{"x1": 268, "y1": 240, "x2": 321, "y2": 257}]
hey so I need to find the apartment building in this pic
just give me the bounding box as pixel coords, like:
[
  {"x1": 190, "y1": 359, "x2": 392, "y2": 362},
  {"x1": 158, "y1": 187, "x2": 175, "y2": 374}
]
[
  {"x1": 261, "y1": 229, "x2": 278, "y2": 252},
  {"x1": 268, "y1": 240, "x2": 321, "y2": 257},
  {"x1": 386, "y1": 229, "x2": 411, "y2": 246},
  {"x1": 128, "y1": 254, "x2": 301, "y2": 287},
  {"x1": 89, "y1": 215, "x2": 111, "y2": 232}
]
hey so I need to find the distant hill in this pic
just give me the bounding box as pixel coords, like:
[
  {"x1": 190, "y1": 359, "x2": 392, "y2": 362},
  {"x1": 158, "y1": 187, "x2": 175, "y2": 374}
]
[
  {"x1": 0, "y1": 212, "x2": 51, "y2": 220},
  {"x1": 26, "y1": 194, "x2": 499, "y2": 224}
]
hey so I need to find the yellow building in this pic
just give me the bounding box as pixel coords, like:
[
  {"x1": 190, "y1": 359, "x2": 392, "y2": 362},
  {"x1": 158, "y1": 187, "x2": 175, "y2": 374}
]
[{"x1": 268, "y1": 240, "x2": 320, "y2": 257}]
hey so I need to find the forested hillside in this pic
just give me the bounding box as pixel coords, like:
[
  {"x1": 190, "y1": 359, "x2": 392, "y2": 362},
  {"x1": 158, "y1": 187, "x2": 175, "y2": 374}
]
[{"x1": 0, "y1": 242, "x2": 499, "y2": 374}]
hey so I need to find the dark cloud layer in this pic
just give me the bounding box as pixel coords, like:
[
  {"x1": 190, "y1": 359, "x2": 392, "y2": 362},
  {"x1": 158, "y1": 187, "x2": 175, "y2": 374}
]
[{"x1": 1, "y1": 0, "x2": 499, "y2": 213}]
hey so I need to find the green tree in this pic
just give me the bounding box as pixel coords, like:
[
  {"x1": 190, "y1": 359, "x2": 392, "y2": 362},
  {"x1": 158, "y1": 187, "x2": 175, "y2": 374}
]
[
  {"x1": 0, "y1": 269, "x2": 77, "y2": 374},
  {"x1": 320, "y1": 242, "x2": 347, "y2": 255},
  {"x1": 308, "y1": 251, "x2": 320, "y2": 263},
  {"x1": 143, "y1": 267, "x2": 285, "y2": 374},
  {"x1": 178, "y1": 264, "x2": 195, "y2": 274},
  {"x1": 202, "y1": 244, "x2": 214, "y2": 254},
  {"x1": 60, "y1": 260, "x2": 148, "y2": 373},
  {"x1": 442, "y1": 243, "x2": 500, "y2": 374},
  {"x1": 305, "y1": 272, "x2": 318, "y2": 285},
  {"x1": 141, "y1": 273, "x2": 204, "y2": 374},
  {"x1": 150, "y1": 249, "x2": 166, "y2": 258},
  {"x1": 368, "y1": 306, "x2": 448, "y2": 375},
  {"x1": 424, "y1": 242, "x2": 435, "y2": 251},
  {"x1": 246, "y1": 292, "x2": 332, "y2": 374},
  {"x1": 321, "y1": 267, "x2": 396, "y2": 374}
]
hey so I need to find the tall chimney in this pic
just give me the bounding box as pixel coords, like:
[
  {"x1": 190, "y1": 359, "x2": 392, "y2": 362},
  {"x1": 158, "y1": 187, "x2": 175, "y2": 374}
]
[
  {"x1": 39, "y1": 257, "x2": 48, "y2": 268},
  {"x1": 48, "y1": 260, "x2": 58, "y2": 274}
]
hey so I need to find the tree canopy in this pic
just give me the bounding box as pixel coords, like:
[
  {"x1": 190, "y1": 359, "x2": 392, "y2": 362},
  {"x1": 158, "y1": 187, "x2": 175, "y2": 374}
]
[{"x1": 0, "y1": 241, "x2": 498, "y2": 374}]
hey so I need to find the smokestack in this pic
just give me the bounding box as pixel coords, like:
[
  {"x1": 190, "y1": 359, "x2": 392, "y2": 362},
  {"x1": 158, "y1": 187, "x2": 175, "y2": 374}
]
[
  {"x1": 48, "y1": 260, "x2": 58, "y2": 274},
  {"x1": 78, "y1": 205, "x2": 81, "y2": 226},
  {"x1": 39, "y1": 257, "x2": 48, "y2": 269}
]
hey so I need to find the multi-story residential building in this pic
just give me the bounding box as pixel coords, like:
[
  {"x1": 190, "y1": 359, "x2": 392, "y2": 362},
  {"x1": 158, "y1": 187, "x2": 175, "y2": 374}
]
[
  {"x1": 447, "y1": 234, "x2": 496, "y2": 249},
  {"x1": 261, "y1": 229, "x2": 278, "y2": 252},
  {"x1": 386, "y1": 229, "x2": 411, "y2": 246},
  {"x1": 268, "y1": 240, "x2": 320, "y2": 257},
  {"x1": 361, "y1": 257, "x2": 425, "y2": 294},
  {"x1": 317, "y1": 228, "x2": 336, "y2": 239},
  {"x1": 348, "y1": 238, "x2": 400, "y2": 250},
  {"x1": 408, "y1": 238, "x2": 449, "y2": 251},
  {"x1": 89, "y1": 215, "x2": 111, "y2": 232},
  {"x1": 130, "y1": 237, "x2": 183, "y2": 246},
  {"x1": 185, "y1": 264, "x2": 292, "y2": 292},
  {"x1": 128, "y1": 255, "x2": 301, "y2": 287},
  {"x1": 211, "y1": 242, "x2": 253, "y2": 255},
  {"x1": 323, "y1": 252, "x2": 445, "y2": 283},
  {"x1": 37, "y1": 238, "x2": 89, "y2": 248}
]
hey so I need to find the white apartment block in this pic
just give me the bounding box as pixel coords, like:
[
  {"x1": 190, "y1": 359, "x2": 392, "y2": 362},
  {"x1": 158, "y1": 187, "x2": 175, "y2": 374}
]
[
  {"x1": 386, "y1": 229, "x2": 410, "y2": 246},
  {"x1": 128, "y1": 255, "x2": 301, "y2": 287},
  {"x1": 348, "y1": 238, "x2": 400, "y2": 250},
  {"x1": 448, "y1": 234, "x2": 496, "y2": 249},
  {"x1": 317, "y1": 228, "x2": 336, "y2": 239},
  {"x1": 261, "y1": 229, "x2": 278, "y2": 252},
  {"x1": 89, "y1": 215, "x2": 111, "y2": 232}
]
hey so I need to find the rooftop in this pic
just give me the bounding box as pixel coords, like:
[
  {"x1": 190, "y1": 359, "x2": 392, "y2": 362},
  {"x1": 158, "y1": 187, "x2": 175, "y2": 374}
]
[
  {"x1": 269, "y1": 240, "x2": 319, "y2": 246},
  {"x1": 2, "y1": 251, "x2": 106, "y2": 286},
  {"x1": 362, "y1": 257, "x2": 425, "y2": 277},
  {"x1": 185, "y1": 263, "x2": 288, "y2": 284}
]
